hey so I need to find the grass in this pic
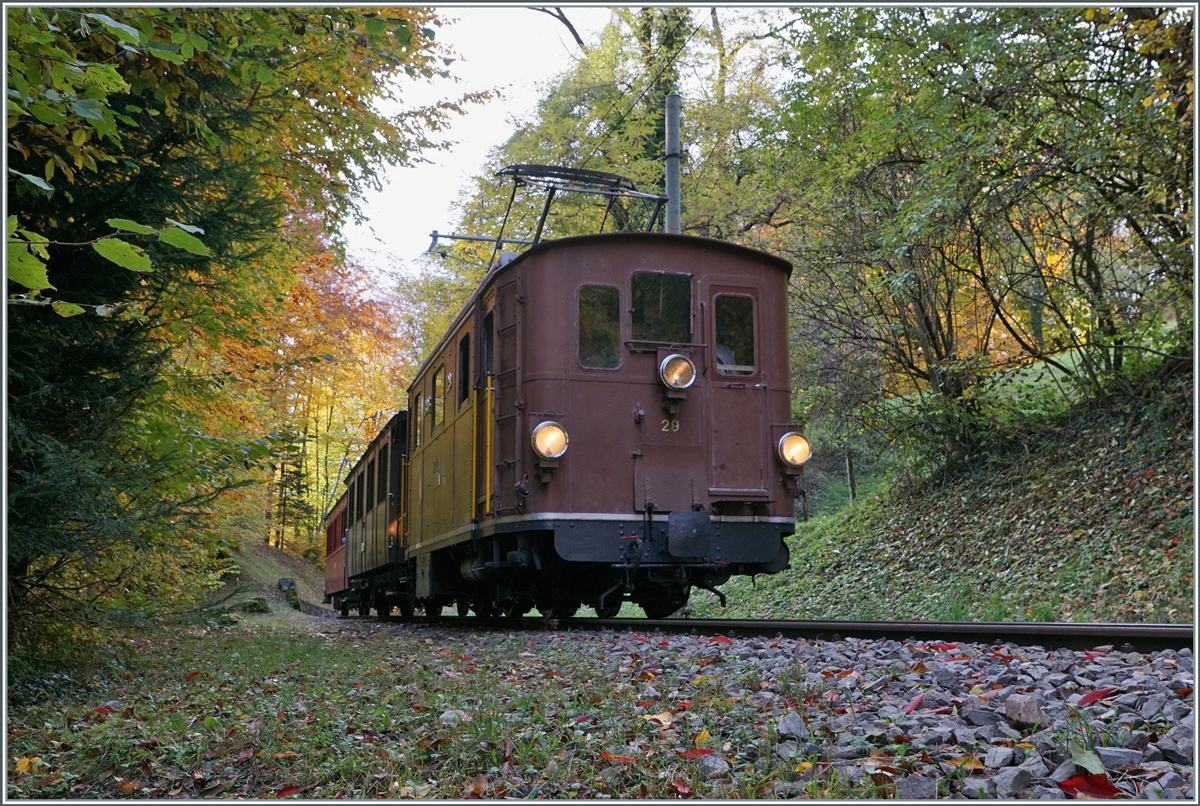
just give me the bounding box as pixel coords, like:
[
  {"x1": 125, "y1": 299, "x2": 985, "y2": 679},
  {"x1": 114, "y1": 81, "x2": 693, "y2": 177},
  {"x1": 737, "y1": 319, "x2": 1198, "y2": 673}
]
[
  {"x1": 6, "y1": 617, "x2": 878, "y2": 799},
  {"x1": 692, "y1": 381, "x2": 1193, "y2": 623}
]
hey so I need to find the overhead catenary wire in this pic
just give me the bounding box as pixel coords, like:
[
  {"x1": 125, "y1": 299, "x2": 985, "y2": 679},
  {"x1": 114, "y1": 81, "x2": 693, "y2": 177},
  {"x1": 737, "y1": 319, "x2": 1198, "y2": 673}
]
[{"x1": 576, "y1": 16, "x2": 707, "y2": 173}]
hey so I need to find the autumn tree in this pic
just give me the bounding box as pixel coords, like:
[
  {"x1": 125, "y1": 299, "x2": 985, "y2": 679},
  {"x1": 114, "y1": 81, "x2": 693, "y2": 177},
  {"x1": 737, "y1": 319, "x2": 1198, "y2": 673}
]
[{"x1": 6, "y1": 7, "x2": 469, "y2": 656}]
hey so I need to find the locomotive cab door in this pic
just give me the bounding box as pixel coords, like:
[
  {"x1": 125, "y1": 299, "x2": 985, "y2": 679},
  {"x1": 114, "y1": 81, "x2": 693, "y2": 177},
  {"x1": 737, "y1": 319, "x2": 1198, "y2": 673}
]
[{"x1": 706, "y1": 284, "x2": 767, "y2": 498}]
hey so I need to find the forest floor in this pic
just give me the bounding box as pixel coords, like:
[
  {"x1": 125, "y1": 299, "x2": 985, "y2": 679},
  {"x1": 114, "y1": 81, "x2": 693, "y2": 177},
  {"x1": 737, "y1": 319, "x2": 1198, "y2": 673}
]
[{"x1": 690, "y1": 378, "x2": 1194, "y2": 624}]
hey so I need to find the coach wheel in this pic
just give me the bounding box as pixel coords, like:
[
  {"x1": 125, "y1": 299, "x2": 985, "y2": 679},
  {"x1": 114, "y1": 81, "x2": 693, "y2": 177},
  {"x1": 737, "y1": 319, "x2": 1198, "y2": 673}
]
[
  {"x1": 594, "y1": 602, "x2": 621, "y2": 619},
  {"x1": 424, "y1": 600, "x2": 445, "y2": 618},
  {"x1": 503, "y1": 600, "x2": 532, "y2": 618},
  {"x1": 541, "y1": 602, "x2": 578, "y2": 620},
  {"x1": 456, "y1": 599, "x2": 471, "y2": 617},
  {"x1": 472, "y1": 601, "x2": 498, "y2": 618},
  {"x1": 339, "y1": 601, "x2": 350, "y2": 619},
  {"x1": 397, "y1": 597, "x2": 415, "y2": 619}
]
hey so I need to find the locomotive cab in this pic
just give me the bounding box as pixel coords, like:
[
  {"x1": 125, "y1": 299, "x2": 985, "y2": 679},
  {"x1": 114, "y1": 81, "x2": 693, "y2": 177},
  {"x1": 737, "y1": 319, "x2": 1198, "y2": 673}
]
[{"x1": 325, "y1": 165, "x2": 809, "y2": 620}]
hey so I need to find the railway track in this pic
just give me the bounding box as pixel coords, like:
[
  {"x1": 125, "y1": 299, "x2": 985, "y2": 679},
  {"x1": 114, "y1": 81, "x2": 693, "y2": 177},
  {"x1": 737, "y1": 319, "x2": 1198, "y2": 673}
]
[{"x1": 365, "y1": 612, "x2": 1193, "y2": 654}]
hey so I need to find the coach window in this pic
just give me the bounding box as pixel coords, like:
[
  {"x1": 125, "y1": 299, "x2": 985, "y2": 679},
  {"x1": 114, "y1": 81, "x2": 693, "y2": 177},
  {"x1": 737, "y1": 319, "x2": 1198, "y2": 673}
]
[
  {"x1": 433, "y1": 366, "x2": 445, "y2": 428},
  {"x1": 365, "y1": 460, "x2": 375, "y2": 513},
  {"x1": 714, "y1": 294, "x2": 756, "y2": 376},
  {"x1": 578, "y1": 284, "x2": 620, "y2": 368},
  {"x1": 458, "y1": 333, "x2": 470, "y2": 405},
  {"x1": 377, "y1": 445, "x2": 388, "y2": 504},
  {"x1": 632, "y1": 271, "x2": 690, "y2": 343}
]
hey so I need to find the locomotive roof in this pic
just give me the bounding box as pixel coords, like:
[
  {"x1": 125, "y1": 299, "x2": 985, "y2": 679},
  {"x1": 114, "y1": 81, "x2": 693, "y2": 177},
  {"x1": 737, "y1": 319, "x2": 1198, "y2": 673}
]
[{"x1": 406, "y1": 232, "x2": 793, "y2": 394}]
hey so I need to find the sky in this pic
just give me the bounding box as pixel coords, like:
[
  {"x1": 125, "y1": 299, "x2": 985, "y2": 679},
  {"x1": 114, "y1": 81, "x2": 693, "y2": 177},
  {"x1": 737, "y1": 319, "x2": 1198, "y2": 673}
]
[{"x1": 341, "y1": 6, "x2": 616, "y2": 277}]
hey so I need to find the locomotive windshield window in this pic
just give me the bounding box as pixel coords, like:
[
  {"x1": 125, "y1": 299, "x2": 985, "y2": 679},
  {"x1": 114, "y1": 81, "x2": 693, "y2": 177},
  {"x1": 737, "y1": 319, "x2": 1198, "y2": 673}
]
[
  {"x1": 578, "y1": 285, "x2": 620, "y2": 368},
  {"x1": 631, "y1": 271, "x2": 690, "y2": 343},
  {"x1": 714, "y1": 294, "x2": 756, "y2": 376},
  {"x1": 433, "y1": 366, "x2": 445, "y2": 428}
]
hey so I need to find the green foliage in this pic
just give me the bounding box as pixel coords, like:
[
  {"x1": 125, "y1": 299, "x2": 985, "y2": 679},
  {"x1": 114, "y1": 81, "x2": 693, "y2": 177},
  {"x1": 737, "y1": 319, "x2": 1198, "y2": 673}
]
[
  {"x1": 693, "y1": 376, "x2": 1193, "y2": 623},
  {"x1": 6, "y1": 6, "x2": 468, "y2": 658}
]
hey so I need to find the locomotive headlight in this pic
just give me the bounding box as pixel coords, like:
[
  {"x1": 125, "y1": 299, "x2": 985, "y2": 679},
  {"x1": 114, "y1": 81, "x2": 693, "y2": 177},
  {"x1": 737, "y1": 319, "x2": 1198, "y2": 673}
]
[
  {"x1": 777, "y1": 432, "x2": 812, "y2": 467},
  {"x1": 659, "y1": 354, "x2": 696, "y2": 390},
  {"x1": 532, "y1": 421, "x2": 569, "y2": 460}
]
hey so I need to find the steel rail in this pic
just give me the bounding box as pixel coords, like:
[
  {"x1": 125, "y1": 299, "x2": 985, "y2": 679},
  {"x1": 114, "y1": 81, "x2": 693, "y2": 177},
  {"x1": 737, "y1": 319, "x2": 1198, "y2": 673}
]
[{"x1": 384, "y1": 614, "x2": 1193, "y2": 654}]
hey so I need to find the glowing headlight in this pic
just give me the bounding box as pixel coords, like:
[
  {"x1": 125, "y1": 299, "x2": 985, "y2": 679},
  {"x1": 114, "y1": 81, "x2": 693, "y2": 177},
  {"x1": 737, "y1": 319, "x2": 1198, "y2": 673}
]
[
  {"x1": 531, "y1": 421, "x2": 568, "y2": 460},
  {"x1": 659, "y1": 354, "x2": 696, "y2": 390},
  {"x1": 777, "y1": 432, "x2": 812, "y2": 468}
]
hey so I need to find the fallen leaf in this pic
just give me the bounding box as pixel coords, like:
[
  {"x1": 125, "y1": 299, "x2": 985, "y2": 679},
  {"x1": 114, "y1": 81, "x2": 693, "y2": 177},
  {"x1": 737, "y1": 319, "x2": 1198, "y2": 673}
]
[
  {"x1": 678, "y1": 748, "x2": 714, "y2": 759},
  {"x1": 274, "y1": 751, "x2": 297, "y2": 760},
  {"x1": 948, "y1": 755, "x2": 984, "y2": 771},
  {"x1": 640, "y1": 711, "x2": 674, "y2": 727},
  {"x1": 902, "y1": 693, "x2": 924, "y2": 714},
  {"x1": 14, "y1": 757, "x2": 35, "y2": 774},
  {"x1": 1058, "y1": 774, "x2": 1122, "y2": 799},
  {"x1": 185, "y1": 671, "x2": 203, "y2": 681},
  {"x1": 1076, "y1": 687, "x2": 1119, "y2": 706},
  {"x1": 694, "y1": 729, "x2": 711, "y2": 747},
  {"x1": 116, "y1": 779, "x2": 137, "y2": 796},
  {"x1": 670, "y1": 780, "x2": 693, "y2": 798},
  {"x1": 236, "y1": 747, "x2": 254, "y2": 762},
  {"x1": 708, "y1": 635, "x2": 732, "y2": 646},
  {"x1": 1070, "y1": 745, "x2": 1106, "y2": 775},
  {"x1": 601, "y1": 752, "x2": 635, "y2": 762},
  {"x1": 930, "y1": 642, "x2": 959, "y2": 651},
  {"x1": 276, "y1": 785, "x2": 304, "y2": 798}
]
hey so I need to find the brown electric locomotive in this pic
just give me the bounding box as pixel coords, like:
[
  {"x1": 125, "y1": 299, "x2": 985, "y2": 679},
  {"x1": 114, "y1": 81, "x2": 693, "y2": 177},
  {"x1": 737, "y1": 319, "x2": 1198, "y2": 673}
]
[{"x1": 324, "y1": 166, "x2": 811, "y2": 619}]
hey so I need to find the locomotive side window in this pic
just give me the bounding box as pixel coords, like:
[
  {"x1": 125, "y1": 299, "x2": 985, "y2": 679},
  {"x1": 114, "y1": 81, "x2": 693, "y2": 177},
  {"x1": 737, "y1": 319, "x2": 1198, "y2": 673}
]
[
  {"x1": 714, "y1": 294, "x2": 756, "y2": 376},
  {"x1": 412, "y1": 389, "x2": 422, "y2": 449},
  {"x1": 578, "y1": 284, "x2": 621, "y2": 368},
  {"x1": 433, "y1": 366, "x2": 445, "y2": 428},
  {"x1": 631, "y1": 271, "x2": 691, "y2": 343},
  {"x1": 457, "y1": 333, "x2": 470, "y2": 405},
  {"x1": 482, "y1": 311, "x2": 494, "y2": 377}
]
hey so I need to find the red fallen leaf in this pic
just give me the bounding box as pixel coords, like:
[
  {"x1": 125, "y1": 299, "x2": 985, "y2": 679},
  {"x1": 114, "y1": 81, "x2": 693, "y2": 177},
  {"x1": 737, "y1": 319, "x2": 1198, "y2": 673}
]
[
  {"x1": 979, "y1": 689, "x2": 1004, "y2": 700},
  {"x1": 659, "y1": 641, "x2": 670, "y2": 648},
  {"x1": 352, "y1": 683, "x2": 365, "y2": 690},
  {"x1": 636, "y1": 700, "x2": 654, "y2": 707},
  {"x1": 633, "y1": 636, "x2": 649, "y2": 643},
  {"x1": 1174, "y1": 686, "x2": 1193, "y2": 698},
  {"x1": 1058, "y1": 774, "x2": 1122, "y2": 799},
  {"x1": 676, "y1": 701, "x2": 690, "y2": 712},
  {"x1": 946, "y1": 656, "x2": 971, "y2": 662},
  {"x1": 1077, "y1": 687, "x2": 1119, "y2": 706},
  {"x1": 276, "y1": 785, "x2": 304, "y2": 798},
  {"x1": 926, "y1": 706, "x2": 952, "y2": 715},
  {"x1": 93, "y1": 706, "x2": 115, "y2": 715},
  {"x1": 930, "y1": 642, "x2": 959, "y2": 651},
  {"x1": 601, "y1": 752, "x2": 635, "y2": 762},
  {"x1": 332, "y1": 792, "x2": 344, "y2": 800},
  {"x1": 133, "y1": 738, "x2": 157, "y2": 749},
  {"x1": 236, "y1": 747, "x2": 254, "y2": 762},
  {"x1": 573, "y1": 715, "x2": 593, "y2": 724},
  {"x1": 185, "y1": 671, "x2": 203, "y2": 681},
  {"x1": 1083, "y1": 650, "x2": 1107, "y2": 660},
  {"x1": 300, "y1": 714, "x2": 313, "y2": 724},
  {"x1": 678, "y1": 748, "x2": 715, "y2": 759},
  {"x1": 274, "y1": 751, "x2": 297, "y2": 760},
  {"x1": 285, "y1": 660, "x2": 301, "y2": 668},
  {"x1": 670, "y1": 780, "x2": 693, "y2": 798},
  {"x1": 782, "y1": 698, "x2": 797, "y2": 708},
  {"x1": 708, "y1": 635, "x2": 732, "y2": 646},
  {"x1": 822, "y1": 689, "x2": 841, "y2": 702},
  {"x1": 902, "y1": 693, "x2": 924, "y2": 714}
]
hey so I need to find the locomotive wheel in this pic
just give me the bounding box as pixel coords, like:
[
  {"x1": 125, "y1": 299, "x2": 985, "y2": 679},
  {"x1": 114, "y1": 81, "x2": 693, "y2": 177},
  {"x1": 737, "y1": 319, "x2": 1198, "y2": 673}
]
[
  {"x1": 594, "y1": 602, "x2": 621, "y2": 619},
  {"x1": 640, "y1": 587, "x2": 690, "y2": 619},
  {"x1": 339, "y1": 601, "x2": 350, "y2": 619},
  {"x1": 540, "y1": 602, "x2": 578, "y2": 619},
  {"x1": 456, "y1": 600, "x2": 471, "y2": 617},
  {"x1": 397, "y1": 597, "x2": 415, "y2": 619}
]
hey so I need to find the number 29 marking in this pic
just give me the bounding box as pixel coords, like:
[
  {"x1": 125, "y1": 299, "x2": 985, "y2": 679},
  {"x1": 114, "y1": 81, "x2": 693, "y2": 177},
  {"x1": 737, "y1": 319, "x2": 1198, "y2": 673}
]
[{"x1": 661, "y1": 419, "x2": 680, "y2": 432}]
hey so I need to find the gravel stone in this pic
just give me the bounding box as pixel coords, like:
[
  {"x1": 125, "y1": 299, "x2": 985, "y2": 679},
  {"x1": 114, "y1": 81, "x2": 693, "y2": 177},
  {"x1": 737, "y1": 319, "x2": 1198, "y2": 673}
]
[
  {"x1": 1030, "y1": 784, "x2": 1068, "y2": 799},
  {"x1": 1005, "y1": 693, "x2": 1043, "y2": 728},
  {"x1": 994, "y1": 767, "x2": 1034, "y2": 797},
  {"x1": 960, "y1": 777, "x2": 994, "y2": 798},
  {"x1": 698, "y1": 753, "x2": 730, "y2": 778},
  {"x1": 777, "y1": 710, "x2": 809, "y2": 739},
  {"x1": 985, "y1": 745, "x2": 1016, "y2": 768},
  {"x1": 1096, "y1": 745, "x2": 1146, "y2": 768},
  {"x1": 438, "y1": 709, "x2": 468, "y2": 726},
  {"x1": 894, "y1": 774, "x2": 937, "y2": 799}
]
